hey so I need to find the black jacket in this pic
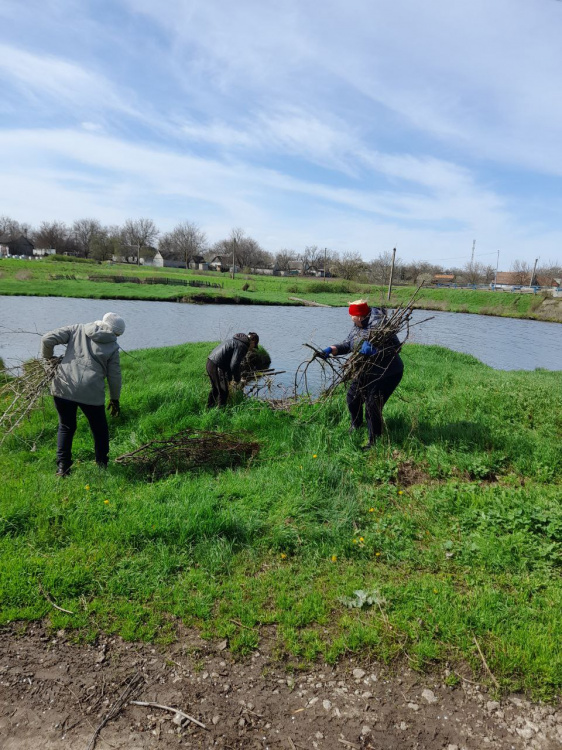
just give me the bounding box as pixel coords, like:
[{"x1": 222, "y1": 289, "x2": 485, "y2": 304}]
[
  {"x1": 334, "y1": 308, "x2": 403, "y2": 378},
  {"x1": 207, "y1": 334, "x2": 250, "y2": 383}
]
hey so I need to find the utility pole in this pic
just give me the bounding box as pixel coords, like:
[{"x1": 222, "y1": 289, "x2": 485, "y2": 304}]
[
  {"x1": 324, "y1": 247, "x2": 327, "y2": 282},
  {"x1": 137, "y1": 243, "x2": 141, "y2": 267},
  {"x1": 387, "y1": 247, "x2": 397, "y2": 302},
  {"x1": 531, "y1": 257, "x2": 539, "y2": 287},
  {"x1": 231, "y1": 239, "x2": 236, "y2": 280},
  {"x1": 471, "y1": 239, "x2": 476, "y2": 264},
  {"x1": 493, "y1": 249, "x2": 500, "y2": 290}
]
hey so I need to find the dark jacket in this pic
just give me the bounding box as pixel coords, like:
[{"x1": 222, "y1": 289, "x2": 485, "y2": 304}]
[
  {"x1": 207, "y1": 334, "x2": 250, "y2": 383},
  {"x1": 41, "y1": 322, "x2": 122, "y2": 405},
  {"x1": 334, "y1": 308, "x2": 404, "y2": 378}
]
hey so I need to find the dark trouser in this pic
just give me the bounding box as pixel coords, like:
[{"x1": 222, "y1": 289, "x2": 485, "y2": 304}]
[
  {"x1": 347, "y1": 368, "x2": 403, "y2": 445},
  {"x1": 54, "y1": 396, "x2": 109, "y2": 468},
  {"x1": 206, "y1": 359, "x2": 230, "y2": 408}
]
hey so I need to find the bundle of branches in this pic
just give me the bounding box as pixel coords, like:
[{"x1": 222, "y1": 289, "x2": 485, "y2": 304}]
[
  {"x1": 296, "y1": 287, "x2": 432, "y2": 400},
  {"x1": 0, "y1": 357, "x2": 60, "y2": 445},
  {"x1": 115, "y1": 428, "x2": 260, "y2": 477}
]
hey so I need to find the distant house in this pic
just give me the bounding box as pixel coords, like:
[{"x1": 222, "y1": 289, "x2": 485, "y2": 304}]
[
  {"x1": 188, "y1": 255, "x2": 206, "y2": 270},
  {"x1": 208, "y1": 255, "x2": 234, "y2": 272},
  {"x1": 494, "y1": 272, "x2": 560, "y2": 289},
  {"x1": 0, "y1": 234, "x2": 34, "y2": 257},
  {"x1": 433, "y1": 273, "x2": 455, "y2": 284},
  {"x1": 288, "y1": 260, "x2": 305, "y2": 275},
  {"x1": 33, "y1": 248, "x2": 56, "y2": 257}
]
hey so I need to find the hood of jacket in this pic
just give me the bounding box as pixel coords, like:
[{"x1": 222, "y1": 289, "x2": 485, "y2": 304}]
[
  {"x1": 233, "y1": 333, "x2": 250, "y2": 347},
  {"x1": 84, "y1": 321, "x2": 118, "y2": 344}
]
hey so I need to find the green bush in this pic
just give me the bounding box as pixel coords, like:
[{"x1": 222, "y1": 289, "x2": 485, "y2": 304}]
[{"x1": 45, "y1": 255, "x2": 98, "y2": 264}]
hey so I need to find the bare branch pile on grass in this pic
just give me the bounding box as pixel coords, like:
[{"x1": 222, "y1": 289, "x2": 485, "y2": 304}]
[
  {"x1": 115, "y1": 428, "x2": 260, "y2": 477},
  {"x1": 0, "y1": 357, "x2": 61, "y2": 445}
]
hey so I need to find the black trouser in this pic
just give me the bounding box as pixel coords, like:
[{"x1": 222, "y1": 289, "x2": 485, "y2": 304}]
[
  {"x1": 54, "y1": 396, "x2": 110, "y2": 468},
  {"x1": 206, "y1": 359, "x2": 230, "y2": 408},
  {"x1": 346, "y1": 368, "x2": 403, "y2": 444}
]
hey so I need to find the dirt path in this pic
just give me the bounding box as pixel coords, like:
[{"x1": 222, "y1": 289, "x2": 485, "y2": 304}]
[{"x1": 0, "y1": 622, "x2": 560, "y2": 749}]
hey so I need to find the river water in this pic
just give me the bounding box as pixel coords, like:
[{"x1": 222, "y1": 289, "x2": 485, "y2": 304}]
[{"x1": 1, "y1": 297, "x2": 561, "y2": 389}]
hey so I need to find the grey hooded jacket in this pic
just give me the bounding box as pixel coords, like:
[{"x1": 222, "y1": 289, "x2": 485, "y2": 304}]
[{"x1": 41, "y1": 322, "x2": 122, "y2": 406}]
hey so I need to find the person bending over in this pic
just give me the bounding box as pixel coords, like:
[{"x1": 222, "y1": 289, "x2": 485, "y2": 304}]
[
  {"x1": 206, "y1": 332, "x2": 259, "y2": 408},
  {"x1": 41, "y1": 312, "x2": 125, "y2": 476}
]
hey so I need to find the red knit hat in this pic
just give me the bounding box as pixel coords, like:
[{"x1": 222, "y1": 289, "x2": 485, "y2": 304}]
[{"x1": 348, "y1": 300, "x2": 370, "y2": 317}]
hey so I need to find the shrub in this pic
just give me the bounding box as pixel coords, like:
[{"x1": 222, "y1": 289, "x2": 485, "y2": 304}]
[{"x1": 44, "y1": 254, "x2": 97, "y2": 264}]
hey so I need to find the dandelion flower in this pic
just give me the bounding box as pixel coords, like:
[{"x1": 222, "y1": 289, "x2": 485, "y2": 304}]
[
  {"x1": 104, "y1": 499, "x2": 109, "y2": 505},
  {"x1": 359, "y1": 537, "x2": 364, "y2": 542},
  {"x1": 331, "y1": 555, "x2": 337, "y2": 562},
  {"x1": 85, "y1": 484, "x2": 90, "y2": 491},
  {"x1": 313, "y1": 454, "x2": 318, "y2": 458},
  {"x1": 369, "y1": 508, "x2": 375, "y2": 513},
  {"x1": 398, "y1": 490, "x2": 404, "y2": 495},
  {"x1": 433, "y1": 589, "x2": 438, "y2": 594},
  {"x1": 352, "y1": 538, "x2": 357, "y2": 544},
  {"x1": 280, "y1": 553, "x2": 287, "y2": 559},
  {"x1": 375, "y1": 552, "x2": 381, "y2": 556}
]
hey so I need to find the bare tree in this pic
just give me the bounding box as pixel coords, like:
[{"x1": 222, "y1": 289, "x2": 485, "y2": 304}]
[
  {"x1": 215, "y1": 228, "x2": 271, "y2": 271},
  {"x1": 0, "y1": 216, "x2": 25, "y2": 238},
  {"x1": 463, "y1": 260, "x2": 486, "y2": 285},
  {"x1": 32, "y1": 221, "x2": 69, "y2": 252},
  {"x1": 299, "y1": 245, "x2": 325, "y2": 272},
  {"x1": 160, "y1": 221, "x2": 208, "y2": 269},
  {"x1": 122, "y1": 218, "x2": 159, "y2": 263},
  {"x1": 369, "y1": 251, "x2": 399, "y2": 285},
  {"x1": 91, "y1": 225, "x2": 122, "y2": 262},
  {"x1": 511, "y1": 259, "x2": 532, "y2": 285},
  {"x1": 275, "y1": 249, "x2": 297, "y2": 271},
  {"x1": 331, "y1": 251, "x2": 367, "y2": 281},
  {"x1": 72, "y1": 218, "x2": 103, "y2": 258}
]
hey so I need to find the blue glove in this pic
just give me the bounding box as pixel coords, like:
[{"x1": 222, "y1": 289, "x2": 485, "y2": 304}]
[
  {"x1": 360, "y1": 341, "x2": 377, "y2": 356},
  {"x1": 317, "y1": 346, "x2": 333, "y2": 359}
]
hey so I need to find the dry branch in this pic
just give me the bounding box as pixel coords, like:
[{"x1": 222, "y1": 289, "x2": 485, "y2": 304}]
[
  {"x1": 0, "y1": 357, "x2": 61, "y2": 445},
  {"x1": 130, "y1": 700, "x2": 208, "y2": 730},
  {"x1": 86, "y1": 673, "x2": 144, "y2": 750}
]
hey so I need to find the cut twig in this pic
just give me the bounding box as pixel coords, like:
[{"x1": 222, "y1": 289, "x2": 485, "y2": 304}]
[
  {"x1": 39, "y1": 582, "x2": 75, "y2": 615},
  {"x1": 86, "y1": 673, "x2": 144, "y2": 750},
  {"x1": 130, "y1": 700, "x2": 208, "y2": 730},
  {"x1": 473, "y1": 636, "x2": 500, "y2": 688}
]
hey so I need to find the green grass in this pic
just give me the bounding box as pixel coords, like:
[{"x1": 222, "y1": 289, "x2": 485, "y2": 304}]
[
  {"x1": 1, "y1": 259, "x2": 560, "y2": 321},
  {"x1": 1, "y1": 342, "x2": 561, "y2": 697}
]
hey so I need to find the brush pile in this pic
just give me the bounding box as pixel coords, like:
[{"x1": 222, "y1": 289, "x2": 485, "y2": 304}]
[
  {"x1": 0, "y1": 357, "x2": 61, "y2": 445},
  {"x1": 115, "y1": 428, "x2": 260, "y2": 477}
]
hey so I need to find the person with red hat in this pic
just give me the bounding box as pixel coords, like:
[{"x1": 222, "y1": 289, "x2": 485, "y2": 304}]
[{"x1": 319, "y1": 299, "x2": 404, "y2": 450}]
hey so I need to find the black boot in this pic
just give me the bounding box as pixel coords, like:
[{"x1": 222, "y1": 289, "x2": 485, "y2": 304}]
[{"x1": 56, "y1": 462, "x2": 72, "y2": 477}]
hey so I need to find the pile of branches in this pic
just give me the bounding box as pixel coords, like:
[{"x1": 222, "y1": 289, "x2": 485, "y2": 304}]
[
  {"x1": 115, "y1": 428, "x2": 260, "y2": 477},
  {"x1": 295, "y1": 288, "x2": 432, "y2": 400},
  {"x1": 0, "y1": 357, "x2": 60, "y2": 445}
]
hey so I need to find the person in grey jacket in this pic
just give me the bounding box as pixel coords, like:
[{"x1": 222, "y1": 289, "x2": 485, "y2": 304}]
[
  {"x1": 206, "y1": 332, "x2": 259, "y2": 408},
  {"x1": 319, "y1": 299, "x2": 403, "y2": 450},
  {"x1": 41, "y1": 312, "x2": 125, "y2": 476}
]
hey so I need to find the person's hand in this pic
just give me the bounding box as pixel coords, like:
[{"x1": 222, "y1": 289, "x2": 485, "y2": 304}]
[
  {"x1": 360, "y1": 341, "x2": 377, "y2": 356},
  {"x1": 107, "y1": 399, "x2": 120, "y2": 417},
  {"x1": 316, "y1": 346, "x2": 333, "y2": 359}
]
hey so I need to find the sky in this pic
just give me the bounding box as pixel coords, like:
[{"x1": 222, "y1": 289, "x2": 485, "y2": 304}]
[{"x1": 0, "y1": 0, "x2": 561, "y2": 268}]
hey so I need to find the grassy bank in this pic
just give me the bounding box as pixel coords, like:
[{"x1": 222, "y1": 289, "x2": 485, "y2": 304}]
[
  {"x1": 1, "y1": 342, "x2": 561, "y2": 697},
  {"x1": 1, "y1": 258, "x2": 560, "y2": 321}
]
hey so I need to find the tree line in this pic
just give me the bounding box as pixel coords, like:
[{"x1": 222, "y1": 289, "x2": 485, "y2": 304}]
[{"x1": 1, "y1": 215, "x2": 560, "y2": 285}]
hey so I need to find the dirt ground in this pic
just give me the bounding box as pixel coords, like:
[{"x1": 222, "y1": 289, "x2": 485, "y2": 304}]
[{"x1": 1, "y1": 622, "x2": 560, "y2": 750}]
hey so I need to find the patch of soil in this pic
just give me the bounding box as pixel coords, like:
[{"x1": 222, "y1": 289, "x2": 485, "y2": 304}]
[
  {"x1": 394, "y1": 460, "x2": 432, "y2": 488},
  {"x1": 1, "y1": 622, "x2": 561, "y2": 749}
]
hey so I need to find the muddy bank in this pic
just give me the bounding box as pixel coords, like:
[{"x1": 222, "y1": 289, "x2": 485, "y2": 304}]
[{"x1": 1, "y1": 622, "x2": 560, "y2": 749}]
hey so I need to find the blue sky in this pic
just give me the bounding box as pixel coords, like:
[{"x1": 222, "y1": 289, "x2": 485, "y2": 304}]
[{"x1": 1, "y1": 0, "x2": 561, "y2": 267}]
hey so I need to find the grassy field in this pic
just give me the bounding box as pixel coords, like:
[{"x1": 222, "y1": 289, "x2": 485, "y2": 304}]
[
  {"x1": 1, "y1": 257, "x2": 560, "y2": 321},
  {"x1": 1, "y1": 342, "x2": 561, "y2": 698}
]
